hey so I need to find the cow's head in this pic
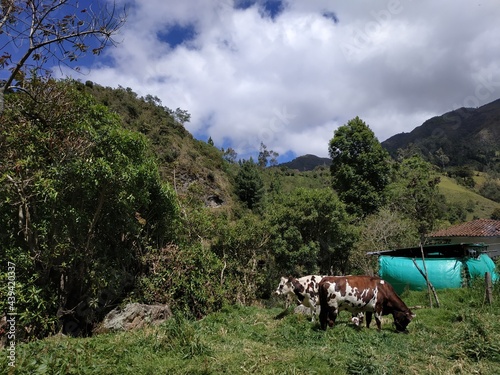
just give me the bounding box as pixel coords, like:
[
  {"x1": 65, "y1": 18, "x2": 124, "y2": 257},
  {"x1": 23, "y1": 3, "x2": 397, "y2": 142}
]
[
  {"x1": 393, "y1": 310, "x2": 415, "y2": 333},
  {"x1": 275, "y1": 276, "x2": 293, "y2": 295}
]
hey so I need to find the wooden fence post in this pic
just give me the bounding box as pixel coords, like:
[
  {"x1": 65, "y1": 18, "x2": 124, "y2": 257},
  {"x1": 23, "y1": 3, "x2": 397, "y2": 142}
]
[{"x1": 485, "y1": 272, "x2": 493, "y2": 305}]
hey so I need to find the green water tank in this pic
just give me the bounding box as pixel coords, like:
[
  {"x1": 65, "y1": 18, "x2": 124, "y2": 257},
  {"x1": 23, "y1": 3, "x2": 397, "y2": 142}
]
[{"x1": 378, "y1": 254, "x2": 498, "y2": 294}]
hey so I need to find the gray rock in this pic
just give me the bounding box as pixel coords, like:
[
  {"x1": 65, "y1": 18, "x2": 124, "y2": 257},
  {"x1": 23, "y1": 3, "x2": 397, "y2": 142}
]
[{"x1": 99, "y1": 303, "x2": 172, "y2": 332}]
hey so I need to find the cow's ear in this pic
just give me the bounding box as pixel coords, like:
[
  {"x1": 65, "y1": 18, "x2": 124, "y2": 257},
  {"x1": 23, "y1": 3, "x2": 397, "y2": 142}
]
[{"x1": 287, "y1": 276, "x2": 294, "y2": 282}]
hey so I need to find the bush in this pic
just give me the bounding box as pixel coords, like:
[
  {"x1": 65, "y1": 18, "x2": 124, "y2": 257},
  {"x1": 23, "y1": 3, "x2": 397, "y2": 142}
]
[
  {"x1": 0, "y1": 79, "x2": 179, "y2": 339},
  {"x1": 479, "y1": 179, "x2": 500, "y2": 202},
  {"x1": 136, "y1": 244, "x2": 225, "y2": 318}
]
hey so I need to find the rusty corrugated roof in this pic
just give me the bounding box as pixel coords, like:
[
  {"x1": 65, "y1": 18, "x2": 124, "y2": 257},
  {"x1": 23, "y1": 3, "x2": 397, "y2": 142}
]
[{"x1": 429, "y1": 219, "x2": 500, "y2": 238}]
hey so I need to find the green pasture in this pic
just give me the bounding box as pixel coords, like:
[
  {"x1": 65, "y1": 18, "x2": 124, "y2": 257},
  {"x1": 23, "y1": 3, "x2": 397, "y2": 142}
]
[{"x1": 4, "y1": 281, "x2": 500, "y2": 375}]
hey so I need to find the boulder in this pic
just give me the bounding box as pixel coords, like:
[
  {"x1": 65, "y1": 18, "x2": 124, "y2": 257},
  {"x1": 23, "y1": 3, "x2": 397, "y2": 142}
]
[{"x1": 99, "y1": 303, "x2": 172, "y2": 332}]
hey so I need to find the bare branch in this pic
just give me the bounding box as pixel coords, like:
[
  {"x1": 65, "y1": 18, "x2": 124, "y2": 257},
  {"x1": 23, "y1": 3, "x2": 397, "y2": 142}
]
[
  {"x1": 0, "y1": 0, "x2": 16, "y2": 31},
  {"x1": 0, "y1": 0, "x2": 126, "y2": 112}
]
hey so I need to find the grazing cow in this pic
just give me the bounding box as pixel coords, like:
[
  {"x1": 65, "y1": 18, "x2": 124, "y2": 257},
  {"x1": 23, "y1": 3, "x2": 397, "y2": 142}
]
[
  {"x1": 275, "y1": 275, "x2": 323, "y2": 322},
  {"x1": 318, "y1": 275, "x2": 415, "y2": 332},
  {"x1": 275, "y1": 275, "x2": 364, "y2": 325}
]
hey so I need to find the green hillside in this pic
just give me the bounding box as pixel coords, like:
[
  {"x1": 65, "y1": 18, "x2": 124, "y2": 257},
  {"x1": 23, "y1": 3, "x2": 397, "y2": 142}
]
[{"x1": 438, "y1": 176, "x2": 500, "y2": 221}]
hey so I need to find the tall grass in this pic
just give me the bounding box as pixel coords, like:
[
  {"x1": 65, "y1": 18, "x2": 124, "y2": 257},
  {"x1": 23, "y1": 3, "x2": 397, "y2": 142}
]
[{"x1": 3, "y1": 283, "x2": 500, "y2": 374}]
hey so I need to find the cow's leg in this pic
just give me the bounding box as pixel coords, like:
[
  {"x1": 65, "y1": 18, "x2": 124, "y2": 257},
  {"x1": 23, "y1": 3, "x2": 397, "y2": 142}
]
[
  {"x1": 319, "y1": 306, "x2": 328, "y2": 330},
  {"x1": 365, "y1": 311, "x2": 373, "y2": 328},
  {"x1": 313, "y1": 304, "x2": 321, "y2": 323},
  {"x1": 327, "y1": 309, "x2": 337, "y2": 328},
  {"x1": 310, "y1": 304, "x2": 316, "y2": 323},
  {"x1": 374, "y1": 312, "x2": 382, "y2": 331}
]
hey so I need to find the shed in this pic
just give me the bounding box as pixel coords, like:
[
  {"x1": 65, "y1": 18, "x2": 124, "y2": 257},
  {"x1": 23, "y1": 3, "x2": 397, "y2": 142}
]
[
  {"x1": 428, "y1": 219, "x2": 500, "y2": 258},
  {"x1": 368, "y1": 243, "x2": 498, "y2": 294}
]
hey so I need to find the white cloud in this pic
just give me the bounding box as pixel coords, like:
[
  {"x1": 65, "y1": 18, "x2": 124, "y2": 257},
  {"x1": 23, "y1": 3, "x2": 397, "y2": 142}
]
[{"x1": 65, "y1": 0, "x2": 500, "y2": 161}]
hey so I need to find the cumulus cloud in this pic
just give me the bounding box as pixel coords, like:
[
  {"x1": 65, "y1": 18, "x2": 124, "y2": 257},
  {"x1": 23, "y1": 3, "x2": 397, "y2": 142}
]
[{"x1": 66, "y1": 0, "x2": 500, "y2": 160}]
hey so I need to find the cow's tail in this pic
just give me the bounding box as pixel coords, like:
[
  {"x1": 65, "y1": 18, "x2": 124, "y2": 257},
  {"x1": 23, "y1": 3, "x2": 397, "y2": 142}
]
[{"x1": 318, "y1": 282, "x2": 329, "y2": 330}]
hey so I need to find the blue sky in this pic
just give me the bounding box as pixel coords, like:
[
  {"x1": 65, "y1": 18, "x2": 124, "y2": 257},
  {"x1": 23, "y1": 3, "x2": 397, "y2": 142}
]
[{"x1": 4, "y1": 0, "x2": 500, "y2": 163}]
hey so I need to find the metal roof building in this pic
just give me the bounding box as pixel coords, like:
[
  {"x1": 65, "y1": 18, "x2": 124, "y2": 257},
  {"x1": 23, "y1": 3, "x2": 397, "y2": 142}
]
[{"x1": 427, "y1": 219, "x2": 500, "y2": 258}]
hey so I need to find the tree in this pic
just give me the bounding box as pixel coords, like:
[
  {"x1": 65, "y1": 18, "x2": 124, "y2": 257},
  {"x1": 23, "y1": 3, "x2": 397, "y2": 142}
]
[
  {"x1": 389, "y1": 155, "x2": 443, "y2": 237},
  {"x1": 350, "y1": 208, "x2": 419, "y2": 274},
  {"x1": 258, "y1": 142, "x2": 279, "y2": 168},
  {"x1": 328, "y1": 117, "x2": 392, "y2": 217},
  {"x1": 267, "y1": 188, "x2": 356, "y2": 275},
  {"x1": 0, "y1": 79, "x2": 178, "y2": 338},
  {"x1": 0, "y1": 0, "x2": 126, "y2": 113},
  {"x1": 222, "y1": 147, "x2": 237, "y2": 163},
  {"x1": 434, "y1": 148, "x2": 450, "y2": 170},
  {"x1": 235, "y1": 158, "x2": 264, "y2": 209}
]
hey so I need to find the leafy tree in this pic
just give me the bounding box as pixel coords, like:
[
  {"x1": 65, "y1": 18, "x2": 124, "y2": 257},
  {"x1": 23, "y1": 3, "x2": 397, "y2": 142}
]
[
  {"x1": 258, "y1": 142, "x2": 279, "y2": 168},
  {"x1": 267, "y1": 188, "x2": 355, "y2": 275},
  {"x1": 479, "y1": 178, "x2": 500, "y2": 203},
  {"x1": 389, "y1": 155, "x2": 443, "y2": 237},
  {"x1": 0, "y1": 0, "x2": 126, "y2": 113},
  {"x1": 435, "y1": 148, "x2": 450, "y2": 170},
  {"x1": 207, "y1": 136, "x2": 214, "y2": 146},
  {"x1": 235, "y1": 158, "x2": 264, "y2": 209},
  {"x1": 222, "y1": 147, "x2": 237, "y2": 163},
  {"x1": 0, "y1": 79, "x2": 178, "y2": 338},
  {"x1": 328, "y1": 117, "x2": 392, "y2": 217}
]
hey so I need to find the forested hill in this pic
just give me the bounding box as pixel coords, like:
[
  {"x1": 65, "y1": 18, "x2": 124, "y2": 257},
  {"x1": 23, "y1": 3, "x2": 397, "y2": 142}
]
[
  {"x1": 81, "y1": 81, "x2": 237, "y2": 208},
  {"x1": 381, "y1": 98, "x2": 500, "y2": 172},
  {"x1": 278, "y1": 154, "x2": 331, "y2": 171}
]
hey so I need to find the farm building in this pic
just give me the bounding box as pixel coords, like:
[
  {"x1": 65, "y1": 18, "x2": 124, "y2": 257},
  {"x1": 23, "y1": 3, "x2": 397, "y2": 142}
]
[
  {"x1": 368, "y1": 242, "x2": 498, "y2": 295},
  {"x1": 427, "y1": 219, "x2": 500, "y2": 258}
]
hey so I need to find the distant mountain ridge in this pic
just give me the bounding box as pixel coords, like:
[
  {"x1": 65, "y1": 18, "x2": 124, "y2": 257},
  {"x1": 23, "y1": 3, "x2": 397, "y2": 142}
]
[
  {"x1": 381, "y1": 98, "x2": 500, "y2": 170},
  {"x1": 282, "y1": 98, "x2": 500, "y2": 172},
  {"x1": 278, "y1": 154, "x2": 331, "y2": 171}
]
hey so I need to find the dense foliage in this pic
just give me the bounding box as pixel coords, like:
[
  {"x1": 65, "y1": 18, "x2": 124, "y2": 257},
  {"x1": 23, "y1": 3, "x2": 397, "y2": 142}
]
[
  {"x1": 328, "y1": 117, "x2": 392, "y2": 218},
  {"x1": 0, "y1": 79, "x2": 178, "y2": 338},
  {"x1": 267, "y1": 188, "x2": 356, "y2": 275},
  {"x1": 235, "y1": 158, "x2": 264, "y2": 210}
]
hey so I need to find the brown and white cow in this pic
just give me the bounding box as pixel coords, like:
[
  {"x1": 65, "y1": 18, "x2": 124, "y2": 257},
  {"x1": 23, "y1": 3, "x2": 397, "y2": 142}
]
[
  {"x1": 275, "y1": 275, "x2": 364, "y2": 325},
  {"x1": 275, "y1": 275, "x2": 323, "y2": 322},
  {"x1": 318, "y1": 275, "x2": 415, "y2": 332}
]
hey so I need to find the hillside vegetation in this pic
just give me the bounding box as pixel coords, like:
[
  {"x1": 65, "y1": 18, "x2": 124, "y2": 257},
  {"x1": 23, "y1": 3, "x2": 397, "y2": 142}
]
[
  {"x1": 382, "y1": 98, "x2": 500, "y2": 172},
  {"x1": 4, "y1": 284, "x2": 500, "y2": 374},
  {"x1": 438, "y1": 176, "x2": 500, "y2": 221},
  {"x1": 1, "y1": 79, "x2": 499, "y2": 347}
]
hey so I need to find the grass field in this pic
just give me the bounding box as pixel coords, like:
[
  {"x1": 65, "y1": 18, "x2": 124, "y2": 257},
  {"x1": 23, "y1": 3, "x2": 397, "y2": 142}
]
[
  {"x1": 4, "y1": 282, "x2": 500, "y2": 375},
  {"x1": 438, "y1": 176, "x2": 500, "y2": 220}
]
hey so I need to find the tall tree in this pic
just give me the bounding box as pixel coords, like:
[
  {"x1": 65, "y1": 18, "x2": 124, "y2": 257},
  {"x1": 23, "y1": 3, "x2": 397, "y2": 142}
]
[
  {"x1": 235, "y1": 158, "x2": 264, "y2": 209},
  {"x1": 328, "y1": 116, "x2": 392, "y2": 218},
  {"x1": 258, "y1": 142, "x2": 279, "y2": 168},
  {"x1": 0, "y1": 0, "x2": 126, "y2": 113}
]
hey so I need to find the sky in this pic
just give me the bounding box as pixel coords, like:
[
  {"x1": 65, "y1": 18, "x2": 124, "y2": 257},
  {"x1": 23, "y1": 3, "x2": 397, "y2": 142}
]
[{"x1": 45, "y1": 0, "x2": 500, "y2": 161}]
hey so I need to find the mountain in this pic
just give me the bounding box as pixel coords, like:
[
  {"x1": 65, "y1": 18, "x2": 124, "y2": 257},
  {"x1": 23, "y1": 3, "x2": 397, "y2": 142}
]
[
  {"x1": 278, "y1": 154, "x2": 331, "y2": 171},
  {"x1": 381, "y1": 98, "x2": 500, "y2": 171}
]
